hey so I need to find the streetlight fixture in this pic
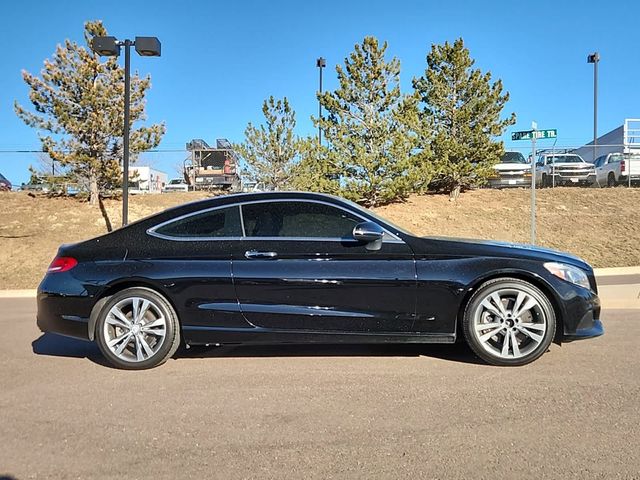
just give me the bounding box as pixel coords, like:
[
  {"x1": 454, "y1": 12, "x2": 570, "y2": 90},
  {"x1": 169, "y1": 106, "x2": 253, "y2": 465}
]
[
  {"x1": 90, "y1": 35, "x2": 161, "y2": 226},
  {"x1": 316, "y1": 57, "x2": 326, "y2": 146},
  {"x1": 587, "y1": 52, "x2": 599, "y2": 162}
]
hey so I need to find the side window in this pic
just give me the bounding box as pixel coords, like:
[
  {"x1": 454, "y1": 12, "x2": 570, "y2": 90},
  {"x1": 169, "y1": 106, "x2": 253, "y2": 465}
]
[
  {"x1": 242, "y1": 202, "x2": 361, "y2": 238},
  {"x1": 153, "y1": 206, "x2": 242, "y2": 238}
]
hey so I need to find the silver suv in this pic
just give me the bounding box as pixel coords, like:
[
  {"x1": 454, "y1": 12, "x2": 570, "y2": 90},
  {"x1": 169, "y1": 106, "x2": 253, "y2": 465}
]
[{"x1": 535, "y1": 153, "x2": 596, "y2": 187}]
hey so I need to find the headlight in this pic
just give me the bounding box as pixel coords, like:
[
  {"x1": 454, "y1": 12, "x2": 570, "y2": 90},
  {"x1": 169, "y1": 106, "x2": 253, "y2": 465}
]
[{"x1": 544, "y1": 262, "x2": 590, "y2": 289}]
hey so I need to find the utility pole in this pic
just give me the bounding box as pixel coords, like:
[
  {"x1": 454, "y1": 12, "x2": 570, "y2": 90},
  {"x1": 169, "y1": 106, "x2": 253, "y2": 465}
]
[
  {"x1": 587, "y1": 52, "x2": 600, "y2": 162},
  {"x1": 316, "y1": 57, "x2": 326, "y2": 146},
  {"x1": 531, "y1": 122, "x2": 537, "y2": 245}
]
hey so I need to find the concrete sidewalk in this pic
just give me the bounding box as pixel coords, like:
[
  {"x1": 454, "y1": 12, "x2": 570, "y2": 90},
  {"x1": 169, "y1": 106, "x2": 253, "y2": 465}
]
[{"x1": 3, "y1": 266, "x2": 639, "y2": 308}]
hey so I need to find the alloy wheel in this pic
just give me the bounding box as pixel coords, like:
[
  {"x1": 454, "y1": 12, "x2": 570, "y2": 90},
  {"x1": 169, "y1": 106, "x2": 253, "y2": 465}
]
[
  {"x1": 471, "y1": 287, "x2": 548, "y2": 361},
  {"x1": 102, "y1": 296, "x2": 167, "y2": 363}
]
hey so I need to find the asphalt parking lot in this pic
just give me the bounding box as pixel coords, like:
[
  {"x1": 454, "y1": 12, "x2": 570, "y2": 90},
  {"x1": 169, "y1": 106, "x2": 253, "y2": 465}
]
[{"x1": 1, "y1": 298, "x2": 639, "y2": 479}]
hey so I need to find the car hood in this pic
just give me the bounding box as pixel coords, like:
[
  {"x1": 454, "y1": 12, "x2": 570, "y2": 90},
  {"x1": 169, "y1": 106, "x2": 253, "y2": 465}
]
[
  {"x1": 493, "y1": 163, "x2": 531, "y2": 171},
  {"x1": 544, "y1": 162, "x2": 593, "y2": 168},
  {"x1": 418, "y1": 236, "x2": 592, "y2": 271}
]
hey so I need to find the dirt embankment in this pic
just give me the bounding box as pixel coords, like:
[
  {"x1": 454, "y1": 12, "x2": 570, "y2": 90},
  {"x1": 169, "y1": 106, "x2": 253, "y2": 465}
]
[{"x1": 1, "y1": 188, "x2": 639, "y2": 289}]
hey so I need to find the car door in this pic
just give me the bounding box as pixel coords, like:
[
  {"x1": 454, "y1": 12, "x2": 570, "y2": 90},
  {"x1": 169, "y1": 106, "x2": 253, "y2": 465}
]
[
  {"x1": 145, "y1": 204, "x2": 248, "y2": 332},
  {"x1": 593, "y1": 156, "x2": 605, "y2": 184},
  {"x1": 230, "y1": 199, "x2": 417, "y2": 333}
]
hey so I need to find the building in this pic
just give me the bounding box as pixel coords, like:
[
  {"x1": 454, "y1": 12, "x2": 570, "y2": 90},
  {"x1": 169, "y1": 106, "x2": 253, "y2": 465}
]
[
  {"x1": 573, "y1": 118, "x2": 640, "y2": 163},
  {"x1": 129, "y1": 166, "x2": 168, "y2": 194}
]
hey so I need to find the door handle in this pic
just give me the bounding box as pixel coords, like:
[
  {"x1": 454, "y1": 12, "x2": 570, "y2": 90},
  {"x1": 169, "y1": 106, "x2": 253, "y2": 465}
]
[{"x1": 245, "y1": 250, "x2": 278, "y2": 259}]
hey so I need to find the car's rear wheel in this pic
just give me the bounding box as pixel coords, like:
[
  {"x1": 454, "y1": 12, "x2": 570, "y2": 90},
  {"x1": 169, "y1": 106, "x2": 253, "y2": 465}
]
[
  {"x1": 95, "y1": 287, "x2": 180, "y2": 370},
  {"x1": 607, "y1": 173, "x2": 616, "y2": 187},
  {"x1": 462, "y1": 278, "x2": 556, "y2": 366}
]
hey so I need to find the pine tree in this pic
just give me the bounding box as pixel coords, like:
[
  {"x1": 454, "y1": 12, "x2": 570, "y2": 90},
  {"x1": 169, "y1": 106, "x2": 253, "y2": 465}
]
[
  {"x1": 413, "y1": 38, "x2": 515, "y2": 199},
  {"x1": 235, "y1": 96, "x2": 300, "y2": 191},
  {"x1": 289, "y1": 140, "x2": 341, "y2": 194},
  {"x1": 14, "y1": 20, "x2": 165, "y2": 205},
  {"x1": 316, "y1": 36, "x2": 421, "y2": 207}
]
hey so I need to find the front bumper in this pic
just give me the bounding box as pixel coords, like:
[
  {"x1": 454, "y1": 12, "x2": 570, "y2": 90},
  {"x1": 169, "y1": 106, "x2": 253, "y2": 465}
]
[
  {"x1": 488, "y1": 176, "x2": 531, "y2": 188},
  {"x1": 563, "y1": 319, "x2": 604, "y2": 341},
  {"x1": 551, "y1": 172, "x2": 596, "y2": 184},
  {"x1": 559, "y1": 282, "x2": 603, "y2": 342}
]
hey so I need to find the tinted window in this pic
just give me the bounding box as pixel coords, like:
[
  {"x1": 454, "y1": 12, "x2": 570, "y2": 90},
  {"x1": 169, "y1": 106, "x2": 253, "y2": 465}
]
[
  {"x1": 242, "y1": 202, "x2": 360, "y2": 238},
  {"x1": 0, "y1": 173, "x2": 6, "y2": 181},
  {"x1": 154, "y1": 206, "x2": 242, "y2": 238}
]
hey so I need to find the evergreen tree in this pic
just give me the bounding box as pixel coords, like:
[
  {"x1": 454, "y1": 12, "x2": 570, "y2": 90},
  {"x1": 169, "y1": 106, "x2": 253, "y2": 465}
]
[
  {"x1": 316, "y1": 36, "x2": 421, "y2": 207},
  {"x1": 289, "y1": 139, "x2": 341, "y2": 194},
  {"x1": 15, "y1": 20, "x2": 165, "y2": 205},
  {"x1": 235, "y1": 96, "x2": 300, "y2": 190},
  {"x1": 413, "y1": 38, "x2": 515, "y2": 199}
]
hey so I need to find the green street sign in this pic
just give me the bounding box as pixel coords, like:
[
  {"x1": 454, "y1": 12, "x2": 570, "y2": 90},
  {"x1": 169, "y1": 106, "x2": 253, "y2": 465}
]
[{"x1": 511, "y1": 129, "x2": 557, "y2": 141}]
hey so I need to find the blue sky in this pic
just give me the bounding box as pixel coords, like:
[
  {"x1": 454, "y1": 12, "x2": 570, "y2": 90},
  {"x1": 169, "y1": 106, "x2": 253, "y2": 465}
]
[{"x1": 1, "y1": 0, "x2": 639, "y2": 185}]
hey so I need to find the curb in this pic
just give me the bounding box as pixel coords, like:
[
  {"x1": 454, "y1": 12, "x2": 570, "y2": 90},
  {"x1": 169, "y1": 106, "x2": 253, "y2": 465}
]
[
  {"x1": 593, "y1": 266, "x2": 640, "y2": 277},
  {"x1": 0, "y1": 289, "x2": 37, "y2": 298}
]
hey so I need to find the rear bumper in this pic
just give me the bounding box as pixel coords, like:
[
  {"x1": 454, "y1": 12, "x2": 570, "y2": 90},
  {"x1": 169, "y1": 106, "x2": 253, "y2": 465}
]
[{"x1": 37, "y1": 290, "x2": 92, "y2": 341}]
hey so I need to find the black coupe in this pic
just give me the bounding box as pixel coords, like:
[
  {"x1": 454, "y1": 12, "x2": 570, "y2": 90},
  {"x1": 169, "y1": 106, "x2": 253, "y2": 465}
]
[{"x1": 37, "y1": 192, "x2": 603, "y2": 369}]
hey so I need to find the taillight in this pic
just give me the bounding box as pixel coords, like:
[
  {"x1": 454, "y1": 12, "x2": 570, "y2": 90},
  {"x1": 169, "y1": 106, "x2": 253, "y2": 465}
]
[
  {"x1": 47, "y1": 256, "x2": 78, "y2": 273},
  {"x1": 621, "y1": 161, "x2": 626, "y2": 173}
]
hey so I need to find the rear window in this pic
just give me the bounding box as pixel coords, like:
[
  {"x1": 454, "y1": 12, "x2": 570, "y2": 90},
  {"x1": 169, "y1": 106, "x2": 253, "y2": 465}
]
[{"x1": 153, "y1": 206, "x2": 242, "y2": 238}]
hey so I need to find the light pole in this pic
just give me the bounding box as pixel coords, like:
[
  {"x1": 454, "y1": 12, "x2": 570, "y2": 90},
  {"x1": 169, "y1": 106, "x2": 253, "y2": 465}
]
[
  {"x1": 587, "y1": 52, "x2": 599, "y2": 162},
  {"x1": 316, "y1": 57, "x2": 326, "y2": 146},
  {"x1": 91, "y1": 35, "x2": 161, "y2": 226}
]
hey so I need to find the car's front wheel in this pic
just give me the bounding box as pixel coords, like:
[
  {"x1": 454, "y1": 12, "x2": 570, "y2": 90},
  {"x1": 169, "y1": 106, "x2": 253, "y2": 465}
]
[
  {"x1": 95, "y1": 287, "x2": 181, "y2": 370},
  {"x1": 462, "y1": 278, "x2": 556, "y2": 366}
]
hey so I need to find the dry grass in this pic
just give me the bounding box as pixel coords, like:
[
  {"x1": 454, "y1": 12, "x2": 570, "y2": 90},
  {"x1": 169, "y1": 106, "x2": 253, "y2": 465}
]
[{"x1": 1, "y1": 188, "x2": 639, "y2": 289}]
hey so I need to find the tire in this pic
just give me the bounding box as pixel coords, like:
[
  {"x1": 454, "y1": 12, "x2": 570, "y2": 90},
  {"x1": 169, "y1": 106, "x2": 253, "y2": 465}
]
[
  {"x1": 95, "y1": 287, "x2": 181, "y2": 370},
  {"x1": 462, "y1": 278, "x2": 556, "y2": 366},
  {"x1": 607, "y1": 173, "x2": 616, "y2": 187},
  {"x1": 541, "y1": 174, "x2": 547, "y2": 188}
]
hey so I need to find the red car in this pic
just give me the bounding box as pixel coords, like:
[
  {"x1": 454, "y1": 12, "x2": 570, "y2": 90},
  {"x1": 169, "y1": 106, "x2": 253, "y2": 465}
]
[{"x1": 0, "y1": 173, "x2": 12, "y2": 191}]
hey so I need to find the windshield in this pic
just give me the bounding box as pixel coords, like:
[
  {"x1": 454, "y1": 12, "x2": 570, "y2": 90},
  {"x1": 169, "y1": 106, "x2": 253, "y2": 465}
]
[
  {"x1": 500, "y1": 152, "x2": 527, "y2": 164},
  {"x1": 169, "y1": 179, "x2": 183, "y2": 184},
  {"x1": 545, "y1": 155, "x2": 584, "y2": 164},
  {"x1": 0, "y1": 173, "x2": 7, "y2": 181}
]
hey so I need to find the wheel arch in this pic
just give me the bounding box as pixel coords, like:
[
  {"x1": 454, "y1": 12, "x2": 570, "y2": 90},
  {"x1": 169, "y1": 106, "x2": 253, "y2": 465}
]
[
  {"x1": 456, "y1": 270, "x2": 564, "y2": 344},
  {"x1": 88, "y1": 279, "x2": 180, "y2": 341}
]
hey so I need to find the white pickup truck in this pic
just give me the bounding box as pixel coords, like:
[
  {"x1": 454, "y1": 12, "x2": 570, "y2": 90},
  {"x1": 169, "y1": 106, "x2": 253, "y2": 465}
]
[
  {"x1": 535, "y1": 153, "x2": 596, "y2": 187},
  {"x1": 593, "y1": 152, "x2": 640, "y2": 187}
]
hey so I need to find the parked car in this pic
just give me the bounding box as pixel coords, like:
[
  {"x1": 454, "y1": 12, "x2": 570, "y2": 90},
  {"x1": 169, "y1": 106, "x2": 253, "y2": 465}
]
[
  {"x1": 37, "y1": 192, "x2": 603, "y2": 370},
  {"x1": 535, "y1": 153, "x2": 596, "y2": 187},
  {"x1": 593, "y1": 152, "x2": 640, "y2": 187},
  {"x1": 162, "y1": 178, "x2": 189, "y2": 193},
  {"x1": 488, "y1": 151, "x2": 532, "y2": 188},
  {"x1": 0, "y1": 173, "x2": 12, "y2": 191},
  {"x1": 21, "y1": 183, "x2": 50, "y2": 193}
]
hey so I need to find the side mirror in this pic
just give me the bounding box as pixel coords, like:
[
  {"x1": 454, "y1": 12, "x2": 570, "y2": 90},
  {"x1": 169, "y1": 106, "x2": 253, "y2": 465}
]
[{"x1": 353, "y1": 222, "x2": 384, "y2": 248}]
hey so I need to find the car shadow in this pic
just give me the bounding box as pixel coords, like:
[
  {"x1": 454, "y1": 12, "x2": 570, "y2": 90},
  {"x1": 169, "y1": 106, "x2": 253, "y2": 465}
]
[
  {"x1": 178, "y1": 342, "x2": 485, "y2": 365},
  {"x1": 31, "y1": 333, "x2": 110, "y2": 367},
  {"x1": 31, "y1": 333, "x2": 485, "y2": 366}
]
